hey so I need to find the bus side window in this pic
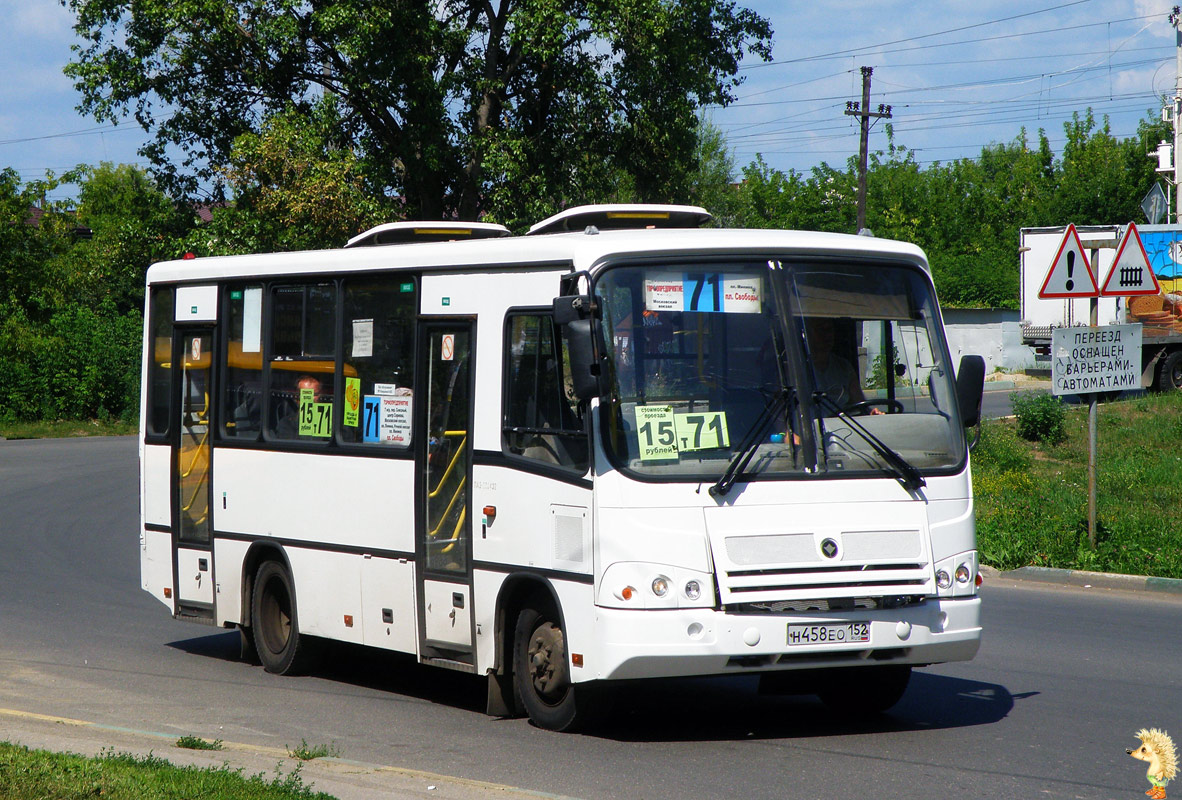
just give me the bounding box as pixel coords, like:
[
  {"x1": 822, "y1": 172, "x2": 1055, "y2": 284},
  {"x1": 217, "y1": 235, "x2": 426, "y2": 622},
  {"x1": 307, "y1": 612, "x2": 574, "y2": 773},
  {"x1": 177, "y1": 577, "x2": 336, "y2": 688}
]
[
  {"x1": 146, "y1": 286, "x2": 174, "y2": 438},
  {"x1": 339, "y1": 276, "x2": 416, "y2": 447},
  {"x1": 502, "y1": 313, "x2": 588, "y2": 469},
  {"x1": 222, "y1": 284, "x2": 263, "y2": 439},
  {"x1": 267, "y1": 283, "x2": 337, "y2": 442}
]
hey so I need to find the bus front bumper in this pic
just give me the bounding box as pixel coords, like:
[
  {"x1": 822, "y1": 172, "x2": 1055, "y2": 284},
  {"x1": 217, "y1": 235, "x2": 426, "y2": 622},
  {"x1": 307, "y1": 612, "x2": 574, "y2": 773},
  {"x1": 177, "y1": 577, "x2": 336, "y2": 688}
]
[{"x1": 577, "y1": 595, "x2": 980, "y2": 682}]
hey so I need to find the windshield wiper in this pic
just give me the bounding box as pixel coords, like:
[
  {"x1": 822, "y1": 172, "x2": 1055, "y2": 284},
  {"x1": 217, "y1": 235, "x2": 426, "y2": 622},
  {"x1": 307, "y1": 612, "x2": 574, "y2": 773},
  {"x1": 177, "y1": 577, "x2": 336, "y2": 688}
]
[
  {"x1": 812, "y1": 393, "x2": 926, "y2": 493},
  {"x1": 710, "y1": 387, "x2": 792, "y2": 498}
]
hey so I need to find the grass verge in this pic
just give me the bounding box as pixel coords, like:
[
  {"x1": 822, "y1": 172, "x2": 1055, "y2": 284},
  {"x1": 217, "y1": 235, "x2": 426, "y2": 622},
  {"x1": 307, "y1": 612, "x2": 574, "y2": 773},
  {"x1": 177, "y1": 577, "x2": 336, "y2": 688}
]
[
  {"x1": 0, "y1": 418, "x2": 136, "y2": 439},
  {"x1": 0, "y1": 742, "x2": 335, "y2": 799},
  {"x1": 974, "y1": 390, "x2": 1182, "y2": 577}
]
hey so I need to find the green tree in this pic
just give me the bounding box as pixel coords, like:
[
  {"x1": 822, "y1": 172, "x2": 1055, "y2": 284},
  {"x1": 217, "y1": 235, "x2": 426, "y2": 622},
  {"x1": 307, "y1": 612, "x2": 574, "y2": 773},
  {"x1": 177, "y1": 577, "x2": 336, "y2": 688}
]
[
  {"x1": 687, "y1": 116, "x2": 738, "y2": 225},
  {"x1": 0, "y1": 169, "x2": 75, "y2": 320},
  {"x1": 208, "y1": 101, "x2": 394, "y2": 254},
  {"x1": 1052, "y1": 109, "x2": 1169, "y2": 226},
  {"x1": 59, "y1": 162, "x2": 194, "y2": 314},
  {"x1": 64, "y1": 0, "x2": 772, "y2": 224}
]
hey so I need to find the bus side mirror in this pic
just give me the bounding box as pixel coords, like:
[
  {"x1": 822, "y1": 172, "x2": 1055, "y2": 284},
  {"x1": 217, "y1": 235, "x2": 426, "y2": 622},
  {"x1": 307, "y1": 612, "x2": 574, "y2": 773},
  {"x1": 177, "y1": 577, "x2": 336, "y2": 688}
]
[
  {"x1": 956, "y1": 355, "x2": 985, "y2": 429},
  {"x1": 553, "y1": 295, "x2": 600, "y2": 401}
]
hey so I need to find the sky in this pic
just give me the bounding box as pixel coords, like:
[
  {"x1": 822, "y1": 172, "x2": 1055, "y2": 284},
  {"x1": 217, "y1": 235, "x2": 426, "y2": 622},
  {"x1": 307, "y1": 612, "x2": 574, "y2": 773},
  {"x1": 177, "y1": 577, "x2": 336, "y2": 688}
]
[{"x1": 0, "y1": 0, "x2": 1177, "y2": 202}]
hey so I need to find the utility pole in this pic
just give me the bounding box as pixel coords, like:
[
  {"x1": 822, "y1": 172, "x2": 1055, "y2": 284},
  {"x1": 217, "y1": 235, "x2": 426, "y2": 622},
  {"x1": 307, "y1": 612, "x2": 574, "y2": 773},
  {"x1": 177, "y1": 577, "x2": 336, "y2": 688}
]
[
  {"x1": 844, "y1": 66, "x2": 891, "y2": 233},
  {"x1": 1172, "y1": 7, "x2": 1182, "y2": 223}
]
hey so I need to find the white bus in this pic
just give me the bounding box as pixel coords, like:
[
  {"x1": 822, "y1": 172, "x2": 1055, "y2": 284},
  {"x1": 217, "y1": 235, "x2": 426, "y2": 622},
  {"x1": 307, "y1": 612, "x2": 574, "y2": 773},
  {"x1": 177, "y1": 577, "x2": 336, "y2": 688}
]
[{"x1": 139, "y1": 206, "x2": 986, "y2": 731}]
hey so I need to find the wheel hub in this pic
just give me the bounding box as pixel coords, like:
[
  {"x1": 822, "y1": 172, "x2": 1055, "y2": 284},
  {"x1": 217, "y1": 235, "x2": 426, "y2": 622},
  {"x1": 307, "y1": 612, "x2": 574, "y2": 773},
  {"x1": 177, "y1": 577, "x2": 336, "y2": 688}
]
[{"x1": 527, "y1": 621, "x2": 568, "y2": 701}]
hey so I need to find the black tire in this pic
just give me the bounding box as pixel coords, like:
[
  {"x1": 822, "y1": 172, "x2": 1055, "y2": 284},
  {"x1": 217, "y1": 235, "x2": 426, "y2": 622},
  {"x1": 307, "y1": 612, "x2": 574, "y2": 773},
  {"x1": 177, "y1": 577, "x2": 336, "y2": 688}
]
[
  {"x1": 512, "y1": 604, "x2": 584, "y2": 731},
  {"x1": 1158, "y1": 351, "x2": 1182, "y2": 392},
  {"x1": 817, "y1": 665, "x2": 912, "y2": 715},
  {"x1": 251, "y1": 561, "x2": 315, "y2": 675},
  {"x1": 238, "y1": 625, "x2": 260, "y2": 665}
]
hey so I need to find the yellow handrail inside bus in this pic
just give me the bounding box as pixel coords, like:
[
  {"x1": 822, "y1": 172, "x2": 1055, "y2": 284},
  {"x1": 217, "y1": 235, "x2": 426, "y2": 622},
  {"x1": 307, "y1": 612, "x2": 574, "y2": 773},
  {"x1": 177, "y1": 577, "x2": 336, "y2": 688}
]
[
  {"x1": 427, "y1": 431, "x2": 468, "y2": 553},
  {"x1": 429, "y1": 505, "x2": 467, "y2": 554},
  {"x1": 427, "y1": 432, "x2": 467, "y2": 499},
  {"x1": 180, "y1": 438, "x2": 209, "y2": 526},
  {"x1": 180, "y1": 387, "x2": 211, "y2": 527}
]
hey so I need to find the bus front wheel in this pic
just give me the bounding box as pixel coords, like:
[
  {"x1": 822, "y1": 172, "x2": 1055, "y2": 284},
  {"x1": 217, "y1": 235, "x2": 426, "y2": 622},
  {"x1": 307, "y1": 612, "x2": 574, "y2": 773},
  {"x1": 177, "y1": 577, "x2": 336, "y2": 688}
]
[
  {"x1": 251, "y1": 561, "x2": 314, "y2": 675},
  {"x1": 512, "y1": 605, "x2": 583, "y2": 731}
]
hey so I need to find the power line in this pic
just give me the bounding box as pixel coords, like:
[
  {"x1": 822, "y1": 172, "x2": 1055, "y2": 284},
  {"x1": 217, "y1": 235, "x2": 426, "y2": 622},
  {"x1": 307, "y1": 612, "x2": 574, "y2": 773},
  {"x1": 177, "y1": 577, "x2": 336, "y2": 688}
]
[
  {"x1": 0, "y1": 124, "x2": 132, "y2": 147},
  {"x1": 741, "y1": 12, "x2": 1157, "y2": 68}
]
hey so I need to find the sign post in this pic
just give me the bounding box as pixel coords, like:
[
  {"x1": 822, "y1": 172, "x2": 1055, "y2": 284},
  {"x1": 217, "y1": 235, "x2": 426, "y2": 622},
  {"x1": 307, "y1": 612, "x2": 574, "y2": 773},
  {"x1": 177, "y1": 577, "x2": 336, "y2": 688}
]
[{"x1": 1039, "y1": 224, "x2": 1134, "y2": 548}]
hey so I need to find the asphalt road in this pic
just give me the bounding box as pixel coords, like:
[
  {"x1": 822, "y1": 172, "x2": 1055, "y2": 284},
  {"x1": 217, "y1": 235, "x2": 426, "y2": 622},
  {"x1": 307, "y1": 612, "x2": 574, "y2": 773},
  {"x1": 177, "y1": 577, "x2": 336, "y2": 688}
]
[{"x1": 1, "y1": 435, "x2": 1179, "y2": 799}]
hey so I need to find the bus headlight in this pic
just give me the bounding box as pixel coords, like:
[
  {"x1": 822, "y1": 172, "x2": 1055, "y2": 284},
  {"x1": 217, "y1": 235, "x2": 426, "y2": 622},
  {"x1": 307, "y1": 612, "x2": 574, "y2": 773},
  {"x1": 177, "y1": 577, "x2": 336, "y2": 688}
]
[
  {"x1": 599, "y1": 562, "x2": 715, "y2": 609},
  {"x1": 933, "y1": 551, "x2": 978, "y2": 597}
]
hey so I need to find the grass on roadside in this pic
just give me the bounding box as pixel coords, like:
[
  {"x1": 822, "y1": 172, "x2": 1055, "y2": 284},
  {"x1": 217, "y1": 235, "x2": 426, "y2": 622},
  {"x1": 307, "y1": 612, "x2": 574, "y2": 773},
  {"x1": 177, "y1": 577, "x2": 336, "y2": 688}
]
[
  {"x1": 286, "y1": 740, "x2": 340, "y2": 761},
  {"x1": 973, "y1": 390, "x2": 1182, "y2": 578},
  {"x1": 176, "y1": 735, "x2": 224, "y2": 751},
  {"x1": 0, "y1": 742, "x2": 335, "y2": 799},
  {"x1": 0, "y1": 418, "x2": 136, "y2": 440}
]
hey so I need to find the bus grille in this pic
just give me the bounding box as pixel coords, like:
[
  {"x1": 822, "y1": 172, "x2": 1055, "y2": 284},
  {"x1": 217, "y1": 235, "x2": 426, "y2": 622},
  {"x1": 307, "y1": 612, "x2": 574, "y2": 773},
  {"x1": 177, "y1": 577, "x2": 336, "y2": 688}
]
[
  {"x1": 720, "y1": 562, "x2": 931, "y2": 603},
  {"x1": 714, "y1": 527, "x2": 933, "y2": 604},
  {"x1": 705, "y1": 507, "x2": 936, "y2": 606}
]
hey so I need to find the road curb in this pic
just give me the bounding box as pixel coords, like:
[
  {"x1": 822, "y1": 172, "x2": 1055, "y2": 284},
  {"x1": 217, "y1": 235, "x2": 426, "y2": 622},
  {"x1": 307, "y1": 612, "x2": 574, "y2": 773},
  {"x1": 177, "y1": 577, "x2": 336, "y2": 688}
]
[
  {"x1": 980, "y1": 564, "x2": 1182, "y2": 595},
  {"x1": 0, "y1": 706, "x2": 580, "y2": 800}
]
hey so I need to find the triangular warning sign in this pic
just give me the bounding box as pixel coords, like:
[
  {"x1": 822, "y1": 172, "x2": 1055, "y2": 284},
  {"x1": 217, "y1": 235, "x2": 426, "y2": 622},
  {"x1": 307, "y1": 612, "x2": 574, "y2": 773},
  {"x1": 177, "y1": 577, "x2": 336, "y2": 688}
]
[
  {"x1": 1101, "y1": 222, "x2": 1161, "y2": 297},
  {"x1": 1038, "y1": 224, "x2": 1098, "y2": 299}
]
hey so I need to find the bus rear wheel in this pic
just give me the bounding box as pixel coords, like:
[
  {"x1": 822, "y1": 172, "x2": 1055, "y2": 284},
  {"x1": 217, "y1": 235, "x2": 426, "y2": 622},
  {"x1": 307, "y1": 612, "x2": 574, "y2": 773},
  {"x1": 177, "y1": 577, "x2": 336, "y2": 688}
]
[
  {"x1": 251, "y1": 561, "x2": 314, "y2": 675},
  {"x1": 512, "y1": 605, "x2": 584, "y2": 731}
]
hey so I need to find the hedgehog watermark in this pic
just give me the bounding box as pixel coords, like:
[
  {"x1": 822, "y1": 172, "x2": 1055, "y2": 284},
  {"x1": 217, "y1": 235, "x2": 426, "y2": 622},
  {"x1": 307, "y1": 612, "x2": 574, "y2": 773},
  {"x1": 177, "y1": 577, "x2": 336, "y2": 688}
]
[{"x1": 1128, "y1": 728, "x2": 1178, "y2": 800}]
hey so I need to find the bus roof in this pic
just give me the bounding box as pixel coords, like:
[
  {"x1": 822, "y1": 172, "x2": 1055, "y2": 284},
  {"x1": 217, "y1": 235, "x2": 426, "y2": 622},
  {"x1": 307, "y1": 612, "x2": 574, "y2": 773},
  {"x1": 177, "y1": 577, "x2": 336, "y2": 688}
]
[{"x1": 147, "y1": 227, "x2": 930, "y2": 285}]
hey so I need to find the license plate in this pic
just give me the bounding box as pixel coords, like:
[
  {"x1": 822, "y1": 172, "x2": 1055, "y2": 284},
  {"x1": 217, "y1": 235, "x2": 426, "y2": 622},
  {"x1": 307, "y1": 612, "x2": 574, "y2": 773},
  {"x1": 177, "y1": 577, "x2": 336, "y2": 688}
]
[{"x1": 787, "y1": 622, "x2": 870, "y2": 646}]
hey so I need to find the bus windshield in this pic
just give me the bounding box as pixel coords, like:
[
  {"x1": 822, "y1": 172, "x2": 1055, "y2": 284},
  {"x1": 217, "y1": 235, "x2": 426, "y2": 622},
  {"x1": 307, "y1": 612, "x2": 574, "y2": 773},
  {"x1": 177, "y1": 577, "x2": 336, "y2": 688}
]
[{"x1": 595, "y1": 258, "x2": 966, "y2": 482}]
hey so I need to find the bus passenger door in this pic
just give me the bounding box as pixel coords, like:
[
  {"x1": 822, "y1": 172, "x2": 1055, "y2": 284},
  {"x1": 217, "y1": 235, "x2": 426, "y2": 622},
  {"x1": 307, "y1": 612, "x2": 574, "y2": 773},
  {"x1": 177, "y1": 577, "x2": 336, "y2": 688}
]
[
  {"x1": 416, "y1": 321, "x2": 475, "y2": 664},
  {"x1": 172, "y1": 329, "x2": 215, "y2": 621}
]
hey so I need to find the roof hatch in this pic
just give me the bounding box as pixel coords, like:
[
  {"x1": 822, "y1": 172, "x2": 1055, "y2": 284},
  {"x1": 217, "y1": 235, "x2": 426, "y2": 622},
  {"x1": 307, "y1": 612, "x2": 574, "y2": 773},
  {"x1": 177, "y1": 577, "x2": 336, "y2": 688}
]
[
  {"x1": 527, "y1": 204, "x2": 713, "y2": 236},
  {"x1": 345, "y1": 221, "x2": 511, "y2": 248}
]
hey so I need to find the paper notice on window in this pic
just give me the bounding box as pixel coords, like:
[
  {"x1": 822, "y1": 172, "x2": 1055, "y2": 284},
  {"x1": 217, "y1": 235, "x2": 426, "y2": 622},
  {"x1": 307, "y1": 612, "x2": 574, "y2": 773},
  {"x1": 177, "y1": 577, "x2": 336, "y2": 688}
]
[
  {"x1": 721, "y1": 277, "x2": 762, "y2": 313},
  {"x1": 242, "y1": 286, "x2": 262, "y2": 353},
  {"x1": 352, "y1": 319, "x2": 374, "y2": 358},
  {"x1": 343, "y1": 377, "x2": 361, "y2": 427},
  {"x1": 643, "y1": 273, "x2": 684, "y2": 311},
  {"x1": 362, "y1": 395, "x2": 412, "y2": 445}
]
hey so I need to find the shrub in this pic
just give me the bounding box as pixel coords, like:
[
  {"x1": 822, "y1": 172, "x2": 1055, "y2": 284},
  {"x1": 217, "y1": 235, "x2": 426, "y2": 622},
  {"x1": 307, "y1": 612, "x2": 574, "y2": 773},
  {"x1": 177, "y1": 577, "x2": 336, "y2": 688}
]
[
  {"x1": 0, "y1": 301, "x2": 141, "y2": 423},
  {"x1": 1011, "y1": 390, "x2": 1066, "y2": 444},
  {"x1": 971, "y1": 422, "x2": 1030, "y2": 473}
]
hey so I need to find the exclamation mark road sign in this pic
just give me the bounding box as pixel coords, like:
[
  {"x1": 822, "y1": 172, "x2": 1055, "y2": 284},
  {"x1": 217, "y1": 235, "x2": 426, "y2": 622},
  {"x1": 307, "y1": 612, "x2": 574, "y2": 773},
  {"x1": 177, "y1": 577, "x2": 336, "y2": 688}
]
[{"x1": 1038, "y1": 223, "x2": 1098, "y2": 299}]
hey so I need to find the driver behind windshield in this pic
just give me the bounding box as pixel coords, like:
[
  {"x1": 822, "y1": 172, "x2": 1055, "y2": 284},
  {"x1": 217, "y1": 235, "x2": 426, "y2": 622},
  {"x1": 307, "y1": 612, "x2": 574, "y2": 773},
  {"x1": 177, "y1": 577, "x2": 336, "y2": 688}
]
[{"x1": 804, "y1": 317, "x2": 866, "y2": 409}]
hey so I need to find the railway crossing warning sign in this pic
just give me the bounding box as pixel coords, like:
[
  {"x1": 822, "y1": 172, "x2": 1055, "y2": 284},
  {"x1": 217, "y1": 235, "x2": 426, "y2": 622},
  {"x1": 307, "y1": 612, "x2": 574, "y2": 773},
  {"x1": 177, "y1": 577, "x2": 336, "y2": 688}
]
[
  {"x1": 1100, "y1": 222, "x2": 1160, "y2": 297},
  {"x1": 1038, "y1": 223, "x2": 1098, "y2": 299}
]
